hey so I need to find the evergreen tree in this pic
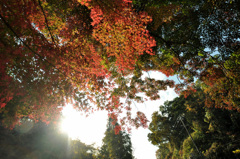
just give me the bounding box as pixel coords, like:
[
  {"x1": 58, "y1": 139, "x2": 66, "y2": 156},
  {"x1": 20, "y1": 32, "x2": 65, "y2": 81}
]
[{"x1": 98, "y1": 118, "x2": 133, "y2": 159}]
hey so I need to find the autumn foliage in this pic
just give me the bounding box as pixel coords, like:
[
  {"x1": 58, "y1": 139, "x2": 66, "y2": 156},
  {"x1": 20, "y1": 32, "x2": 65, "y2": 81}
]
[
  {"x1": 1, "y1": 0, "x2": 240, "y2": 131},
  {"x1": 0, "y1": 0, "x2": 156, "y2": 130}
]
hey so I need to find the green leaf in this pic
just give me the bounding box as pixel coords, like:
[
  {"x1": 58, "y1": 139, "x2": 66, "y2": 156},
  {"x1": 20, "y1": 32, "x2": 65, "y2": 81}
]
[{"x1": 198, "y1": 52, "x2": 204, "y2": 57}]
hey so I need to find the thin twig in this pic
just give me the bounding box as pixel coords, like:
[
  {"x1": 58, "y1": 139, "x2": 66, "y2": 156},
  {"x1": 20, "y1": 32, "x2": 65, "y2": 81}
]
[{"x1": 37, "y1": 0, "x2": 57, "y2": 46}]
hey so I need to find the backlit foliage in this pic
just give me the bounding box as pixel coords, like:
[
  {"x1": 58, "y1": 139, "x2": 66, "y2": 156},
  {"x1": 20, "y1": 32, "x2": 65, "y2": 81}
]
[
  {"x1": 0, "y1": 0, "x2": 156, "y2": 130},
  {"x1": 1, "y1": 0, "x2": 240, "y2": 132}
]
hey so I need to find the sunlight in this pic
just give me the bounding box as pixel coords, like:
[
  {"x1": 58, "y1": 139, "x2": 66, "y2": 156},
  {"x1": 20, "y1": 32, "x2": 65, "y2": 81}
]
[
  {"x1": 60, "y1": 105, "x2": 82, "y2": 139},
  {"x1": 60, "y1": 104, "x2": 108, "y2": 146}
]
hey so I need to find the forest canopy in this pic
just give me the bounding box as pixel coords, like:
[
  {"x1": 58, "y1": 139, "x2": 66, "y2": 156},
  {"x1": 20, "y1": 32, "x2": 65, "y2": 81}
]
[
  {"x1": 0, "y1": 0, "x2": 240, "y2": 131},
  {"x1": 148, "y1": 87, "x2": 240, "y2": 158}
]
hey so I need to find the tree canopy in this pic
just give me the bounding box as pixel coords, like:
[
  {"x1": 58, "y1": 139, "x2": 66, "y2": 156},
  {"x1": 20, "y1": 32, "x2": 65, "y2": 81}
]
[
  {"x1": 148, "y1": 87, "x2": 240, "y2": 158},
  {"x1": 0, "y1": 0, "x2": 240, "y2": 131}
]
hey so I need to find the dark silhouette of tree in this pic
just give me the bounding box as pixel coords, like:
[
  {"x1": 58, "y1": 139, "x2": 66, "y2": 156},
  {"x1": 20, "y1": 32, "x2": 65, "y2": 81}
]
[{"x1": 0, "y1": 117, "x2": 96, "y2": 159}]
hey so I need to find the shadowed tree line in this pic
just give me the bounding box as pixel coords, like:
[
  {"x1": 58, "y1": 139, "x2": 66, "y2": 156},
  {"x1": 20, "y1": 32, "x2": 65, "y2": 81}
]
[
  {"x1": 0, "y1": 116, "x2": 134, "y2": 159},
  {"x1": 0, "y1": 118, "x2": 92, "y2": 159},
  {"x1": 148, "y1": 86, "x2": 240, "y2": 159}
]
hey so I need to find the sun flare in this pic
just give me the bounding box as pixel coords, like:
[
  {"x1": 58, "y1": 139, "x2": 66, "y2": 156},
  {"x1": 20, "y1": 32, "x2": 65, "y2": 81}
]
[
  {"x1": 60, "y1": 104, "x2": 108, "y2": 146},
  {"x1": 60, "y1": 106, "x2": 83, "y2": 139}
]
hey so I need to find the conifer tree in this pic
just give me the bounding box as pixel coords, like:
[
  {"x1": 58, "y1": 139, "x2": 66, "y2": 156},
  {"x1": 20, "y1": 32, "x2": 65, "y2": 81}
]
[{"x1": 98, "y1": 118, "x2": 133, "y2": 159}]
